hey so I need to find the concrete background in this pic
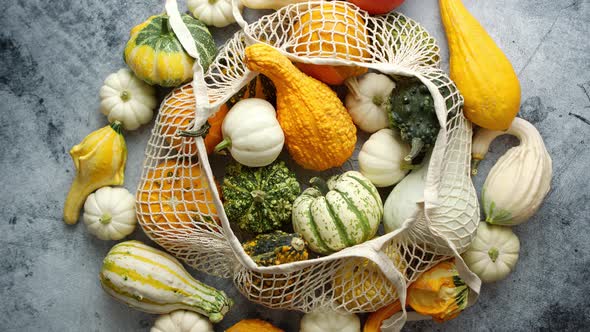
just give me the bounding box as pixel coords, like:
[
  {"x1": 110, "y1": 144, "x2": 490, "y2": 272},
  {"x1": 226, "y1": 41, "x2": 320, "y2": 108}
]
[{"x1": 1, "y1": 0, "x2": 589, "y2": 331}]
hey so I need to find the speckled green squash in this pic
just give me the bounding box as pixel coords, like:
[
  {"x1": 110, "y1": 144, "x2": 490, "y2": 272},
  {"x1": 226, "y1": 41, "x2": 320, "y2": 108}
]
[
  {"x1": 124, "y1": 14, "x2": 217, "y2": 87},
  {"x1": 292, "y1": 171, "x2": 383, "y2": 255},
  {"x1": 222, "y1": 161, "x2": 300, "y2": 234}
]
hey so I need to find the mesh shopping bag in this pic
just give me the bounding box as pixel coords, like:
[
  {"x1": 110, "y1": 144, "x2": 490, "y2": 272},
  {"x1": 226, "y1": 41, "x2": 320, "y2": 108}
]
[{"x1": 136, "y1": 1, "x2": 481, "y2": 330}]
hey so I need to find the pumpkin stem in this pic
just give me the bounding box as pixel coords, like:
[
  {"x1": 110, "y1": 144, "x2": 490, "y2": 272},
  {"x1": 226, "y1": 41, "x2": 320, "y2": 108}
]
[
  {"x1": 404, "y1": 137, "x2": 424, "y2": 162},
  {"x1": 290, "y1": 237, "x2": 305, "y2": 252},
  {"x1": 161, "y1": 16, "x2": 170, "y2": 35},
  {"x1": 213, "y1": 137, "x2": 232, "y2": 154},
  {"x1": 372, "y1": 95, "x2": 384, "y2": 107},
  {"x1": 178, "y1": 122, "x2": 211, "y2": 138},
  {"x1": 251, "y1": 190, "x2": 266, "y2": 203},
  {"x1": 309, "y1": 177, "x2": 330, "y2": 196},
  {"x1": 120, "y1": 90, "x2": 131, "y2": 102},
  {"x1": 488, "y1": 247, "x2": 499, "y2": 262},
  {"x1": 110, "y1": 121, "x2": 123, "y2": 135},
  {"x1": 471, "y1": 158, "x2": 482, "y2": 176},
  {"x1": 99, "y1": 213, "x2": 112, "y2": 225}
]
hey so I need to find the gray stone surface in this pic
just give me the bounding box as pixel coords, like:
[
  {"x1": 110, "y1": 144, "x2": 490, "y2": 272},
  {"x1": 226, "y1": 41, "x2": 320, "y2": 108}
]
[{"x1": 1, "y1": 0, "x2": 589, "y2": 331}]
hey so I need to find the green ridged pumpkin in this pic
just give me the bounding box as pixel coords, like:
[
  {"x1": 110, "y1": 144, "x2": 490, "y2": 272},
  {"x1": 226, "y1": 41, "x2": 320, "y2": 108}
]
[
  {"x1": 292, "y1": 171, "x2": 383, "y2": 255},
  {"x1": 124, "y1": 14, "x2": 217, "y2": 87}
]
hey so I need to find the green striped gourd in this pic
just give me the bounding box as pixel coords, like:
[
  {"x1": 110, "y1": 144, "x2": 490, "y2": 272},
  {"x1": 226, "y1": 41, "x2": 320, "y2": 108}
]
[
  {"x1": 124, "y1": 14, "x2": 217, "y2": 87},
  {"x1": 99, "y1": 241, "x2": 232, "y2": 323},
  {"x1": 292, "y1": 171, "x2": 383, "y2": 255}
]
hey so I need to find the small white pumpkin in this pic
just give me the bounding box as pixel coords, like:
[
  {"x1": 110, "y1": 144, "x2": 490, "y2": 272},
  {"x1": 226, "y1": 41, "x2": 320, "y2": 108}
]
[
  {"x1": 358, "y1": 129, "x2": 410, "y2": 187},
  {"x1": 345, "y1": 73, "x2": 396, "y2": 133},
  {"x1": 215, "y1": 98, "x2": 284, "y2": 167},
  {"x1": 187, "y1": 0, "x2": 242, "y2": 28},
  {"x1": 151, "y1": 310, "x2": 213, "y2": 332},
  {"x1": 383, "y1": 156, "x2": 429, "y2": 233},
  {"x1": 462, "y1": 222, "x2": 520, "y2": 283},
  {"x1": 300, "y1": 309, "x2": 360, "y2": 332},
  {"x1": 83, "y1": 186, "x2": 136, "y2": 240},
  {"x1": 99, "y1": 68, "x2": 157, "y2": 131},
  {"x1": 472, "y1": 117, "x2": 552, "y2": 226}
]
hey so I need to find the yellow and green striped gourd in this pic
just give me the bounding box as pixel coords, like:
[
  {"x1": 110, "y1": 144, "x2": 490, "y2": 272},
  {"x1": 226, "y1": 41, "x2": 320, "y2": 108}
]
[
  {"x1": 99, "y1": 241, "x2": 232, "y2": 323},
  {"x1": 124, "y1": 14, "x2": 217, "y2": 87}
]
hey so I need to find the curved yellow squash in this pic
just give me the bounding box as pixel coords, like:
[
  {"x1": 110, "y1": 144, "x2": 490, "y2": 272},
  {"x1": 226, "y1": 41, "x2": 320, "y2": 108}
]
[{"x1": 440, "y1": 0, "x2": 521, "y2": 130}]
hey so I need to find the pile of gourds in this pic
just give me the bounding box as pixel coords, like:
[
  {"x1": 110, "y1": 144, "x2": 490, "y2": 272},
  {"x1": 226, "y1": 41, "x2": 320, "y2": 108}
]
[{"x1": 60, "y1": 0, "x2": 553, "y2": 331}]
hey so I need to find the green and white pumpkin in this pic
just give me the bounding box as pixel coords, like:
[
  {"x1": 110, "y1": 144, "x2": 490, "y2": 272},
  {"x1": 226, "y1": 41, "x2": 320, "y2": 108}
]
[
  {"x1": 99, "y1": 241, "x2": 233, "y2": 323},
  {"x1": 124, "y1": 14, "x2": 217, "y2": 87},
  {"x1": 292, "y1": 171, "x2": 383, "y2": 255}
]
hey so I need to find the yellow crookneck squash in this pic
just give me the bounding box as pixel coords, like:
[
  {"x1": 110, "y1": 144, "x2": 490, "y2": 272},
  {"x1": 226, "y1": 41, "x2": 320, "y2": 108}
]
[
  {"x1": 440, "y1": 0, "x2": 521, "y2": 130},
  {"x1": 244, "y1": 44, "x2": 357, "y2": 171}
]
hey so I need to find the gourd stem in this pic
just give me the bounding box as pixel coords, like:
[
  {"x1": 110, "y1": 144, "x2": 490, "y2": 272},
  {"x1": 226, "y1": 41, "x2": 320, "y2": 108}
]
[
  {"x1": 110, "y1": 121, "x2": 123, "y2": 134},
  {"x1": 372, "y1": 95, "x2": 384, "y2": 107},
  {"x1": 120, "y1": 90, "x2": 131, "y2": 102},
  {"x1": 309, "y1": 177, "x2": 330, "y2": 196},
  {"x1": 471, "y1": 158, "x2": 482, "y2": 176},
  {"x1": 161, "y1": 16, "x2": 170, "y2": 35},
  {"x1": 250, "y1": 190, "x2": 266, "y2": 203},
  {"x1": 404, "y1": 138, "x2": 424, "y2": 162},
  {"x1": 290, "y1": 237, "x2": 305, "y2": 252},
  {"x1": 178, "y1": 122, "x2": 211, "y2": 138},
  {"x1": 488, "y1": 247, "x2": 499, "y2": 262},
  {"x1": 99, "y1": 214, "x2": 112, "y2": 225},
  {"x1": 213, "y1": 137, "x2": 232, "y2": 153}
]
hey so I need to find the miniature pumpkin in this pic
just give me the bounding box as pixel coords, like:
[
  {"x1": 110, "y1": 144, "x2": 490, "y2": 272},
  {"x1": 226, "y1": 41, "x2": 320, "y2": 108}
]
[
  {"x1": 151, "y1": 310, "x2": 213, "y2": 332},
  {"x1": 358, "y1": 129, "x2": 410, "y2": 187},
  {"x1": 83, "y1": 186, "x2": 136, "y2": 240},
  {"x1": 137, "y1": 159, "x2": 218, "y2": 237},
  {"x1": 245, "y1": 43, "x2": 357, "y2": 171},
  {"x1": 124, "y1": 14, "x2": 217, "y2": 87},
  {"x1": 291, "y1": 2, "x2": 369, "y2": 85},
  {"x1": 226, "y1": 319, "x2": 283, "y2": 332}
]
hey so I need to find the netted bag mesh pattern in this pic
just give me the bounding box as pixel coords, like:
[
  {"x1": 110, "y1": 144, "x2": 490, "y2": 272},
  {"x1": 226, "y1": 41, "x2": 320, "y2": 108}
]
[{"x1": 136, "y1": 1, "x2": 480, "y2": 329}]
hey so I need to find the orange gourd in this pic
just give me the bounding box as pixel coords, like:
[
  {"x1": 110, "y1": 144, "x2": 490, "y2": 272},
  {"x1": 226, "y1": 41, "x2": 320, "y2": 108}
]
[
  {"x1": 291, "y1": 2, "x2": 368, "y2": 85},
  {"x1": 226, "y1": 319, "x2": 284, "y2": 332},
  {"x1": 245, "y1": 43, "x2": 357, "y2": 171},
  {"x1": 137, "y1": 159, "x2": 219, "y2": 237}
]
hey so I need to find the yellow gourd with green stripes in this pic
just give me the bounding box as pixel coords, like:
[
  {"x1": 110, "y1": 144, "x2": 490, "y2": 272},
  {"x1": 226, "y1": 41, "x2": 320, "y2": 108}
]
[
  {"x1": 99, "y1": 241, "x2": 232, "y2": 323},
  {"x1": 124, "y1": 14, "x2": 217, "y2": 87}
]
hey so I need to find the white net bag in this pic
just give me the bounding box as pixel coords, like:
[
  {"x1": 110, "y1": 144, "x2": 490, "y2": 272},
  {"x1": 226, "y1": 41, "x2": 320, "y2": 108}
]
[{"x1": 136, "y1": 0, "x2": 481, "y2": 330}]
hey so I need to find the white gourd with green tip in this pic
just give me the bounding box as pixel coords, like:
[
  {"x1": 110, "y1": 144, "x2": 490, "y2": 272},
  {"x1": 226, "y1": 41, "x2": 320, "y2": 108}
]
[
  {"x1": 215, "y1": 98, "x2": 284, "y2": 167},
  {"x1": 292, "y1": 171, "x2": 383, "y2": 255},
  {"x1": 99, "y1": 241, "x2": 233, "y2": 323},
  {"x1": 345, "y1": 73, "x2": 396, "y2": 133},
  {"x1": 383, "y1": 156, "x2": 429, "y2": 233},
  {"x1": 472, "y1": 117, "x2": 552, "y2": 226},
  {"x1": 462, "y1": 222, "x2": 520, "y2": 283},
  {"x1": 300, "y1": 309, "x2": 361, "y2": 332},
  {"x1": 100, "y1": 68, "x2": 156, "y2": 130},
  {"x1": 83, "y1": 186, "x2": 136, "y2": 240},
  {"x1": 151, "y1": 310, "x2": 213, "y2": 332},
  {"x1": 358, "y1": 128, "x2": 410, "y2": 187},
  {"x1": 187, "y1": 0, "x2": 242, "y2": 28}
]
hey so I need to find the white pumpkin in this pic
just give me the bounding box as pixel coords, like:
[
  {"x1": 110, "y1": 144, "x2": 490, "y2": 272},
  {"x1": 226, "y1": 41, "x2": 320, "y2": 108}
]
[
  {"x1": 83, "y1": 186, "x2": 136, "y2": 240},
  {"x1": 216, "y1": 98, "x2": 284, "y2": 167},
  {"x1": 292, "y1": 171, "x2": 383, "y2": 255},
  {"x1": 151, "y1": 310, "x2": 213, "y2": 332},
  {"x1": 462, "y1": 223, "x2": 520, "y2": 283},
  {"x1": 472, "y1": 117, "x2": 552, "y2": 226},
  {"x1": 187, "y1": 0, "x2": 242, "y2": 28},
  {"x1": 358, "y1": 129, "x2": 410, "y2": 187},
  {"x1": 99, "y1": 68, "x2": 156, "y2": 131},
  {"x1": 300, "y1": 309, "x2": 360, "y2": 332},
  {"x1": 344, "y1": 73, "x2": 396, "y2": 133},
  {"x1": 383, "y1": 156, "x2": 429, "y2": 233}
]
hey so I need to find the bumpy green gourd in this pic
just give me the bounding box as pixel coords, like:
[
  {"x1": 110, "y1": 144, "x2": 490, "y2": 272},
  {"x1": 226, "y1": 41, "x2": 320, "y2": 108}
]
[
  {"x1": 387, "y1": 77, "x2": 439, "y2": 163},
  {"x1": 222, "y1": 161, "x2": 300, "y2": 233},
  {"x1": 242, "y1": 231, "x2": 309, "y2": 266}
]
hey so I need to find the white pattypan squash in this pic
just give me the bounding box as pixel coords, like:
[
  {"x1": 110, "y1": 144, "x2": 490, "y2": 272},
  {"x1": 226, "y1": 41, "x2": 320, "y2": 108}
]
[
  {"x1": 345, "y1": 73, "x2": 396, "y2": 133},
  {"x1": 358, "y1": 128, "x2": 410, "y2": 187},
  {"x1": 472, "y1": 117, "x2": 552, "y2": 226},
  {"x1": 187, "y1": 0, "x2": 242, "y2": 28},
  {"x1": 82, "y1": 186, "x2": 136, "y2": 240},
  {"x1": 383, "y1": 156, "x2": 429, "y2": 233},
  {"x1": 151, "y1": 310, "x2": 213, "y2": 332},
  {"x1": 300, "y1": 309, "x2": 360, "y2": 332},
  {"x1": 462, "y1": 223, "x2": 520, "y2": 283},
  {"x1": 216, "y1": 98, "x2": 284, "y2": 167},
  {"x1": 99, "y1": 68, "x2": 156, "y2": 131}
]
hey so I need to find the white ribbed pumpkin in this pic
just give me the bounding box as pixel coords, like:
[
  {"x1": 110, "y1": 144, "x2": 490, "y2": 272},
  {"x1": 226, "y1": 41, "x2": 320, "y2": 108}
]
[
  {"x1": 358, "y1": 128, "x2": 410, "y2": 187},
  {"x1": 472, "y1": 117, "x2": 552, "y2": 225},
  {"x1": 99, "y1": 241, "x2": 232, "y2": 323},
  {"x1": 83, "y1": 186, "x2": 136, "y2": 240},
  {"x1": 151, "y1": 310, "x2": 213, "y2": 332},
  {"x1": 292, "y1": 171, "x2": 383, "y2": 255}
]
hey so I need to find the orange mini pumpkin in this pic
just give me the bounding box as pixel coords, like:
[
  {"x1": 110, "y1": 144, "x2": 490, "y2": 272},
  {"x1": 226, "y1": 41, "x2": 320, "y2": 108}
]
[
  {"x1": 137, "y1": 159, "x2": 219, "y2": 238},
  {"x1": 227, "y1": 319, "x2": 283, "y2": 332}
]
